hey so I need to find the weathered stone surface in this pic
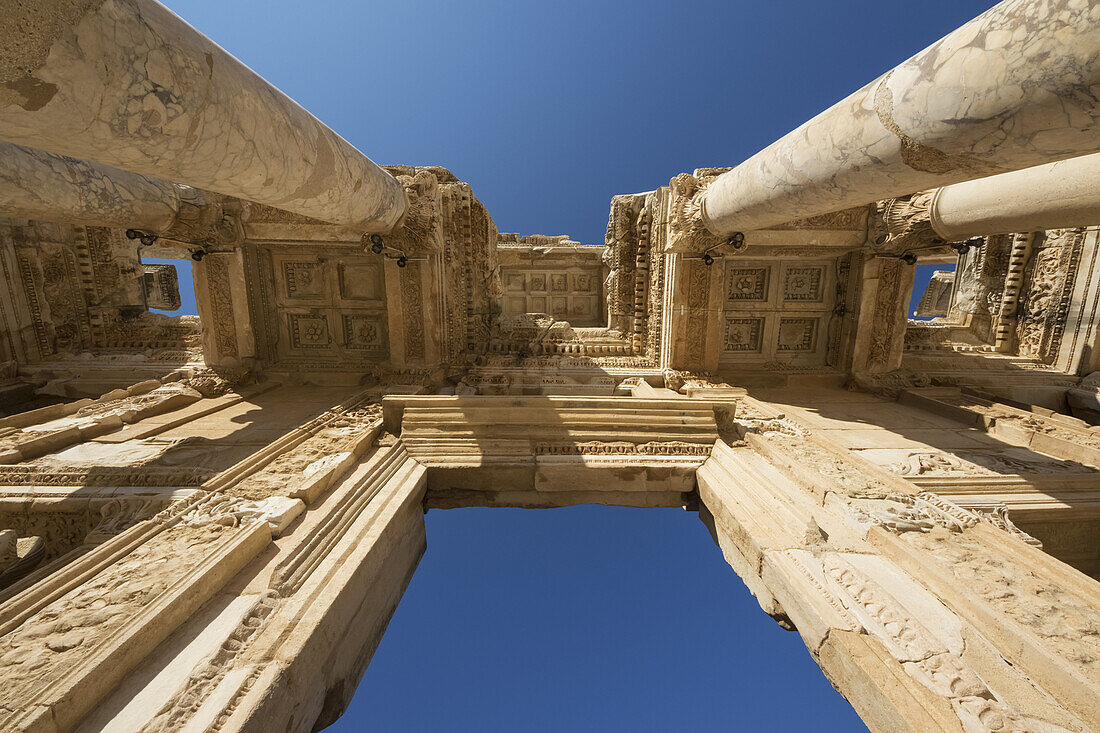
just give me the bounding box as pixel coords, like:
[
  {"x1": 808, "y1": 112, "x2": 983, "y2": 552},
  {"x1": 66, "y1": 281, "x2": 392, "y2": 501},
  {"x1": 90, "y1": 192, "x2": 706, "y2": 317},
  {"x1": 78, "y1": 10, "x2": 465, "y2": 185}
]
[
  {"x1": 0, "y1": 0, "x2": 406, "y2": 232},
  {"x1": 1, "y1": 3, "x2": 1100, "y2": 732}
]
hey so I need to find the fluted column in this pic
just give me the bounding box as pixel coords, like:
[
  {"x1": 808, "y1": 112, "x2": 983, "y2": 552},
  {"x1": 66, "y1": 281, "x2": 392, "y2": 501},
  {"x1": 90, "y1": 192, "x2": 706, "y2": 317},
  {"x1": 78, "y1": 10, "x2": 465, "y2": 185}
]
[
  {"x1": 700, "y1": 0, "x2": 1100, "y2": 236},
  {"x1": 0, "y1": 0, "x2": 406, "y2": 232}
]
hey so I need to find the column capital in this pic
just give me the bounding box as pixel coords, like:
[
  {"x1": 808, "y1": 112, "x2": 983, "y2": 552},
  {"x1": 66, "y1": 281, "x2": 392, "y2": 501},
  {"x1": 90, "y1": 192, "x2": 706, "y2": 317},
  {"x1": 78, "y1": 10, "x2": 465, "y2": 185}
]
[
  {"x1": 870, "y1": 190, "x2": 944, "y2": 254},
  {"x1": 668, "y1": 172, "x2": 725, "y2": 254},
  {"x1": 162, "y1": 187, "x2": 245, "y2": 249}
]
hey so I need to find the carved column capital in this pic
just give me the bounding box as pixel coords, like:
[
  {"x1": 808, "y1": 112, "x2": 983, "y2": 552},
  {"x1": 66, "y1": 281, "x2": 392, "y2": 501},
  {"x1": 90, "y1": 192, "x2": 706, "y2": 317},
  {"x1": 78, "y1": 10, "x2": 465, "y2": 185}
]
[
  {"x1": 668, "y1": 173, "x2": 725, "y2": 254},
  {"x1": 371, "y1": 169, "x2": 443, "y2": 255},
  {"x1": 161, "y1": 187, "x2": 245, "y2": 249},
  {"x1": 871, "y1": 190, "x2": 944, "y2": 254}
]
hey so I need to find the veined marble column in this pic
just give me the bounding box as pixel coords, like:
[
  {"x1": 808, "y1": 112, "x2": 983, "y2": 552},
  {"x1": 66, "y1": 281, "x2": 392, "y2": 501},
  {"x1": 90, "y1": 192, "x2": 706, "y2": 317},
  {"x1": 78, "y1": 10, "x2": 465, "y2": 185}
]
[
  {"x1": 930, "y1": 152, "x2": 1100, "y2": 241},
  {"x1": 700, "y1": 0, "x2": 1100, "y2": 236},
  {"x1": 2, "y1": 140, "x2": 184, "y2": 230},
  {"x1": 0, "y1": 141, "x2": 243, "y2": 247},
  {"x1": 0, "y1": 0, "x2": 406, "y2": 232},
  {"x1": 875, "y1": 152, "x2": 1100, "y2": 252}
]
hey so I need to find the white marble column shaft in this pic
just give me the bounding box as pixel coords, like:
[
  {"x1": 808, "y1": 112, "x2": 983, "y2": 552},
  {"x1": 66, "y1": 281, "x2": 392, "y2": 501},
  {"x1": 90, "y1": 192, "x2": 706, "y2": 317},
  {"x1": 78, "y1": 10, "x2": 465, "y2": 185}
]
[
  {"x1": 0, "y1": 140, "x2": 182, "y2": 231},
  {"x1": 930, "y1": 151, "x2": 1100, "y2": 241},
  {"x1": 0, "y1": 0, "x2": 406, "y2": 232},
  {"x1": 701, "y1": 0, "x2": 1100, "y2": 235}
]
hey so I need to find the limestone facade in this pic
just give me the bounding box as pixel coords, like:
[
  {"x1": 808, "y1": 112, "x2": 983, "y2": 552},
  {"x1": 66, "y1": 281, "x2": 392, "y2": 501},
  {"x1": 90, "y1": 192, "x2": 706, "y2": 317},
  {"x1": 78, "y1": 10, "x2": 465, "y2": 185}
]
[{"x1": 1, "y1": 1, "x2": 1100, "y2": 731}]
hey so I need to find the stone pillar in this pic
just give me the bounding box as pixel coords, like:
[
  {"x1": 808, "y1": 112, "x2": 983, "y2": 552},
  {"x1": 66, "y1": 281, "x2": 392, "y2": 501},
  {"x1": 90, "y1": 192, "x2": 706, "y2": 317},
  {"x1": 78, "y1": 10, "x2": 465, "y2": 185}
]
[
  {"x1": 850, "y1": 257, "x2": 913, "y2": 376},
  {"x1": 668, "y1": 253, "x2": 724, "y2": 373},
  {"x1": 193, "y1": 251, "x2": 254, "y2": 368},
  {"x1": 0, "y1": 141, "x2": 242, "y2": 247},
  {"x1": 699, "y1": 0, "x2": 1100, "y2": 235},
  {"x1": 0, "y1": 0, "x2": 406, "y2": 232},
  {"x1": 0, "y1": 141, "x2": 178, "y2": 231}
]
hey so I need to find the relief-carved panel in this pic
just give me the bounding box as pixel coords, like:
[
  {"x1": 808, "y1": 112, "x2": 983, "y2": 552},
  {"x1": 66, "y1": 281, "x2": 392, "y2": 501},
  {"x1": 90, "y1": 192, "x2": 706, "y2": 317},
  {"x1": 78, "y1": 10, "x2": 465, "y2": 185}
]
[
  {"x1": 727, "y1": 267, "x2": 769, "y2": 301},
  {"x1": 498, "y1": 266, "x2": 604, "y2": 327},
  {"x1": 342, "y1": 314, "x2": 387, "y2": 354},
  {"x1": 724, "y1": 318, "x2": 764, "y2": 352},
  {"x1": 1016, "y1": 228, "x2": 1085, "y2": 363},
  {"x1": 282, "y1": 261, "x2": 325, "y2": 301},
  {"x1": 401, "y1": 261, "x2": 426, "y2": 362},
  {"x1": 783, "y1": 267, "x2": 824, "y2": 302},
  {"x1": 719, "y1": 259, "x2": 835, "y2": 367},
  {"x1": 573, "y1": 273, "x2": 597, "y2": 292},
  {"x1": 253, "y1": 247, "x2": 390, "y2": 369},
  {"x1": 287, "y1": 313, "x2": 331, "y2": 349},
  {"x1": 862, "y1": 448, "x2": 1095, "y2": 477},
  {"x1": 777, "y1": 318, "x2": 818, "y2": 352},
  {"x1": 4, "y1": 222, "x2": 134, "y2": 358}
]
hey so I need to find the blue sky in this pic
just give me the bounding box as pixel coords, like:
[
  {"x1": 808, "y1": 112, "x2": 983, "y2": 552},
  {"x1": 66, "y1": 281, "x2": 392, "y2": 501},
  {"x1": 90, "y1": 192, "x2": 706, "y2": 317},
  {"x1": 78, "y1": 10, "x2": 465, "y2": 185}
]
[{"x1": 157, "y1": 1, "x2": 998, "y2": 729}]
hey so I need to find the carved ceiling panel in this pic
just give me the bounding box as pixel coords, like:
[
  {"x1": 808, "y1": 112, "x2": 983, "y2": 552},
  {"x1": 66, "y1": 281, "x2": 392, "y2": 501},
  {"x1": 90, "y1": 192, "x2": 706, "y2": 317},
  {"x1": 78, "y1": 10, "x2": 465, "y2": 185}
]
[
  {"x1": 719, "y1": 259, "x2": 837, "y2": 367},
  {"x1": 251, "y1": 245, "x2": 390, "y2": 369},
  {"x1": 499, "y1": 266, "x2": 603, "y2": 326}
]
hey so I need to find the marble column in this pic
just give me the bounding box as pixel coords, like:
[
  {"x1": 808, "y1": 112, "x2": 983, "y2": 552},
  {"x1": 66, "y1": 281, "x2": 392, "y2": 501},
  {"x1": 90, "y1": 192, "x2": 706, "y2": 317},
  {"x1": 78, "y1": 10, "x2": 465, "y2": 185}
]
[
  {"x1": 930, "y1": 152, "x2": 1100, "y2": 241},
  {"x1": 874, "y1": 152, "x2": 1100, "y2": 252},
  {"x1": 700, "y1": 0, "x2": 1100, "y2": 235},
  {"x1": 0, "y1": 141, "x2": 244, "y2": 247},
  {"x1": 0, "y1": 0, "x2": 406, "y2": 232},
  {"x1": 1, "y1": 140, "x2": 182, "y2": 232}
]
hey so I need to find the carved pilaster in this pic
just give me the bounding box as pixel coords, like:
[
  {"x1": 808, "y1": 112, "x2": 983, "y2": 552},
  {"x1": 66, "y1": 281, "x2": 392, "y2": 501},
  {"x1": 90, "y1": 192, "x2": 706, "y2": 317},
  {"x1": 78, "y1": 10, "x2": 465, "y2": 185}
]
[
  {"x1": 604, "y1": 194, "x2": 645, "y2": 333},
  {"x1": 852, "y1": 256, "x2": 913, "y2": 375}
]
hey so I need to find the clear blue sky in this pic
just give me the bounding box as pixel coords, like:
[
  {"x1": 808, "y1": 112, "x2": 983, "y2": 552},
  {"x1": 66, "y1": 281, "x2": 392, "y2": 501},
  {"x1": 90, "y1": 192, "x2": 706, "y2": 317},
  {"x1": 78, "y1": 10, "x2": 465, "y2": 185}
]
[{"x1": 157, "y1": 1, "x2": 997, "y2": 729}]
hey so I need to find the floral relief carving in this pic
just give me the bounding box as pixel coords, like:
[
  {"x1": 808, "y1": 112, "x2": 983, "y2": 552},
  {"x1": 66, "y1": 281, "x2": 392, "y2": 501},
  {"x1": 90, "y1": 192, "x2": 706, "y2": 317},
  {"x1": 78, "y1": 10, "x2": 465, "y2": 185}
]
[
  {"x1": 727, "y1": 267, "x2": 769, "y2": 301},
  {"x1": 723, "y1": 317, "x2": 763, "y2": 353},
  {"x1": 402, "y1": 261, "x2": 426, "y2": 362},
  {"x1": 204, "y1": 255, "x2": 239, "y2": 359},
  {"x1": 783, "y1": 267, "x2": 823, "y2": 301},
  {"x1": 889, "y1": 451, "x2": 991, "y2": 477},
  {"x1": 870, "y1": 191, "x2": 941, "y2": 254},
  {"x1": 288, "y1": 314, "x2": 330, "y2": 349},
  {"x1": 668, "y1": 172, "x2": 723, "y2": 254},
  {"x1": 282, "y1": 262, "x2": 323, "y2": 300},
  {"x1": 342, "y1": 314, "x2": 385, "y2": 353}
]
